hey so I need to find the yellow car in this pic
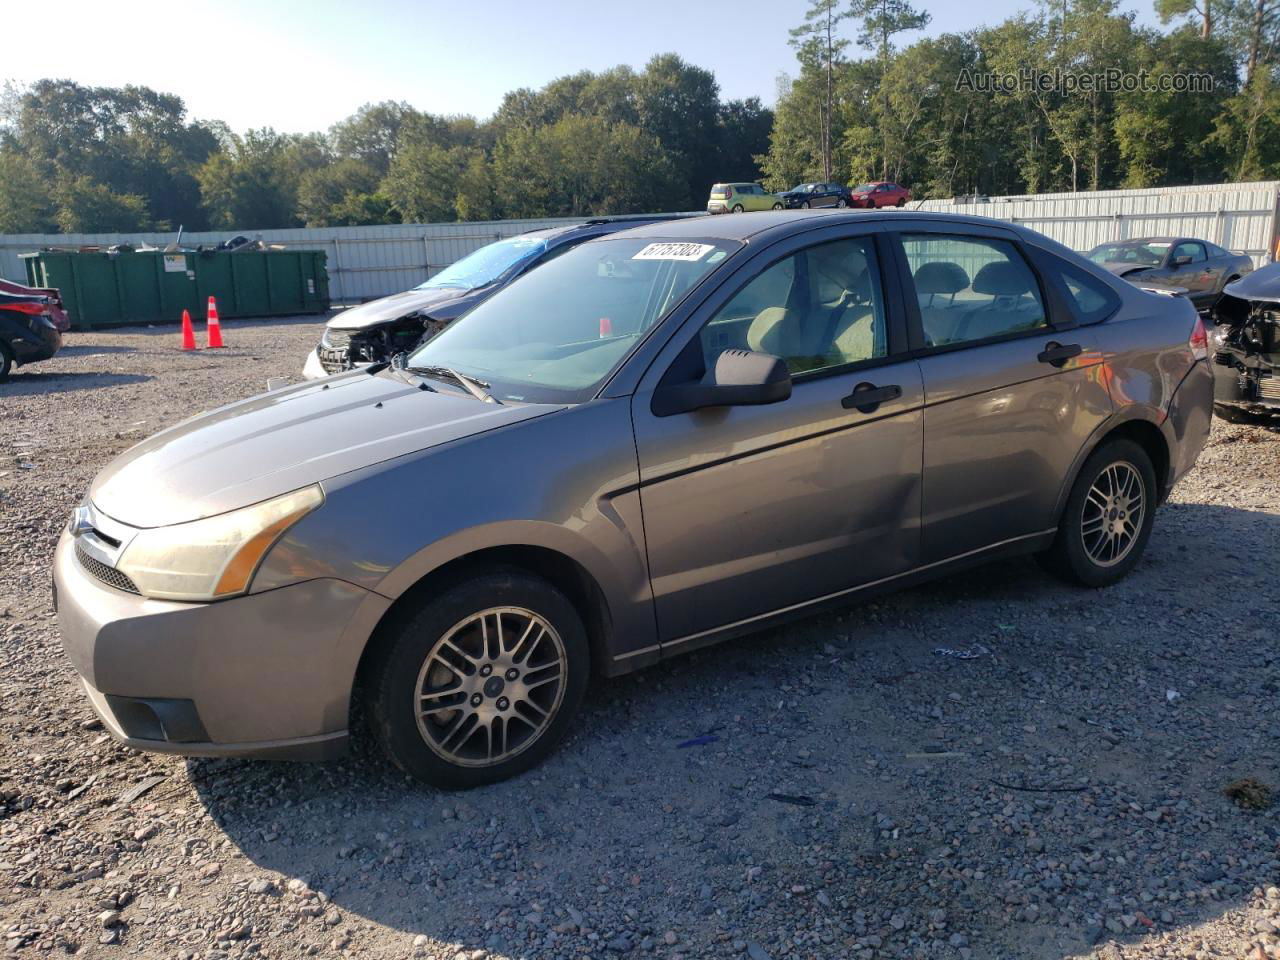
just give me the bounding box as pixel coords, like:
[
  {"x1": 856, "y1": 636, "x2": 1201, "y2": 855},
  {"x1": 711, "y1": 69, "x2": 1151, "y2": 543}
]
[{"x1": 707, "y1": 182, "x2": 783, "y2": 214}]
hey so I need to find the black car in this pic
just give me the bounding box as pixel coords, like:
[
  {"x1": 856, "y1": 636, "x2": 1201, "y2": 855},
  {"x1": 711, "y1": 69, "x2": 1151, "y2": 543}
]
[
  {"x1": 304, "y1": 215, "x2": 690, "y2": 377},
  {"x1": 778, "y1": 182, "x2": 852, "y2": 209},
  {"x1": 0, "y1": 288, "x2": 63, "y2": 381},
  {"x1": 1211, "y1": 262, "x2": 1280, "y2": 422},
  {"x1": 1087, "y1": 237, "x2": 1254, "y2": 313}
]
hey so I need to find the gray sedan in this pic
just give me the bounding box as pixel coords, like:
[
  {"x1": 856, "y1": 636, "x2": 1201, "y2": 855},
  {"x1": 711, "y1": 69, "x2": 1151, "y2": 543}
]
[
  {"x1": 1088, "y1": 236, "x2": 1254, "y2": 312},
  {"x1": 55, "y1": 211, "x2": 1213, "y2": 788}
]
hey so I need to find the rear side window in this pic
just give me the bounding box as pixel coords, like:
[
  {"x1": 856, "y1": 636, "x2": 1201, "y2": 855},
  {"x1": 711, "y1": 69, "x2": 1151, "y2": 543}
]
[
  {"x1": 900, "y1": 234, "x2": 1047, "y2": 347},
  {"x1": 1042, "y1": 259, "x2": 1121, "y2": 325}
]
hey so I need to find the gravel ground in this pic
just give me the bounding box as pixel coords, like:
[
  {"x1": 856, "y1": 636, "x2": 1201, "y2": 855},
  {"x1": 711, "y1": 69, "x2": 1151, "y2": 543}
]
[{"x1": 1, "y1": 317, "x2": 1278, "y2": 960}]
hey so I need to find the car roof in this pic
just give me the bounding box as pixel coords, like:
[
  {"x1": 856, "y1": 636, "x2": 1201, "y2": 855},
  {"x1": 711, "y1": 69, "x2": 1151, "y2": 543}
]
[
  {"x1": 520, "y1": 215, "x2": 692, "y2": 242},
  {"x1": 1100, "y1": 237, "x2": 1184, "y2": 245},
  {"x1": 600, "y1": 209, "x2": 1045, "y2": 244}
]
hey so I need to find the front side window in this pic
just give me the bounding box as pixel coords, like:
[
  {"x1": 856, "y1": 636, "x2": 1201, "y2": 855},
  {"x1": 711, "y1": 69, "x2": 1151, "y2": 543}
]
[
  {"x1": 853, "y1": 184, "x2": 875, "y2": 194},
  {"x1": 418, "y1": 235, "x2": 547, "y2": 291},
  {"x1": 901, "y1": 234, "x2": 1047, "y2": 347},
  {"x1": 697, "y1": 236, "x2": 887, "y2": 377},
  {"x1": 409, "y1": 237, "x2": 737, "y2": 403},
  {"x1": 1173, "y1": 241, "x2": 1206, "y2": 263}
]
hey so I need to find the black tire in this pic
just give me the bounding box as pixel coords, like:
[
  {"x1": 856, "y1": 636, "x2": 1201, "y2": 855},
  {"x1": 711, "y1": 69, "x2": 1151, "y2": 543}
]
[
  {"x1": 895, "y1": 197, "x2": 906, "y2": 207},
  {"x1": 1039, "y1": 438, "x2": 1157, "y2": 588},
  {"x1": 835, "y1": 198, "x2": 847, "y2": 208},
  {"x1": 800, "y1": 200, "x2": 810, "y2": 209},
  {"x1": 731, "y1": 204, "x2": 744, "y2": 213},
  {"x1": 771, "y1": 202, "x2": 783, "y2": 210},
  {"x1": 366, "y1": 568, "x2": 590, "y2": 789},
  {"x1": 0, "y1": 341, "x2": 12, "y2": 382}
]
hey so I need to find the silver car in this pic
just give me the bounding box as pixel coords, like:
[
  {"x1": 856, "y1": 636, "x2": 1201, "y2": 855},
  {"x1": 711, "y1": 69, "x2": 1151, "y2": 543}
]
[{"x1": 55, "y1": 212, "x2": 1214, "y2": 788}]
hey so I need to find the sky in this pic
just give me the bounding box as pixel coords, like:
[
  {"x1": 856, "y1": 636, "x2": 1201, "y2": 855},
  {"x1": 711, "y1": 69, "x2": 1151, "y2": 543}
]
[{"x1": 14, "y1": 0, "x2": 1161, "y2": 134}]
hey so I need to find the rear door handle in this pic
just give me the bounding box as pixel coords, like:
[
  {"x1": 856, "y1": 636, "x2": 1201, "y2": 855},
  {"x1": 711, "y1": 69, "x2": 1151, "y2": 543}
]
[
  {"x1": 842, "y1": 381, "x2": 902, "y2": 413},
  {"x1": 1037, "y1": 341, "x2": 1083, "y2": 367}
]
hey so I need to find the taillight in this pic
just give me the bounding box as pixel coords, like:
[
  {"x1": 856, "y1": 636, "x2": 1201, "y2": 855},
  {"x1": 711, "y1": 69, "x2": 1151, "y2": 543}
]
[
  {"x1": 724, "y1": 186, "x2": 733, "y2": 198},
  {"x1": 1188, "y1": 315, "x2": 1208, "y2": 361},
  {"x1": 4, "y1": 300, "x2": 50, "y2": 316}
]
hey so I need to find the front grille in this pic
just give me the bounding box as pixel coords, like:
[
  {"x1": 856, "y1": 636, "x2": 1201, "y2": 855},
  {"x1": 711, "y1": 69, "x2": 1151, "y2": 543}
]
[
  {"x1": 1259, "y1": 375, "x2": 1280, "y2": 402},
  {"x1": 317, "y1": 347, "x2": 351, "y2": 374},
  {"x1": 75, "y1": 544, "x2": 140, "y2": 595}
]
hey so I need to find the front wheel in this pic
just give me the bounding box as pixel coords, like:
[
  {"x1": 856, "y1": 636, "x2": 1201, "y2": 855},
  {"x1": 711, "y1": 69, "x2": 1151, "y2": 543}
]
[
  {"x1": 800, "y1": 200, "x2": 810, "y2": 209},
  {"x1": 1038, "y1": 438, "x2": 1157, "y2": 587},
  {"x1": 366, "y1": 569, "x2": 590, "y2": 789}
]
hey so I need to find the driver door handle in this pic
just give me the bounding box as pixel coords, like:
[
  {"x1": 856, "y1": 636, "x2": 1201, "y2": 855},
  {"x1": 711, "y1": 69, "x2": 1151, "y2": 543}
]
[
  {"x1": 1037, "y1": 341, "x2": 1083, "y2": 367},
  {"x1": 842, "y1": 382, "x2": 901, "y2": 413}
]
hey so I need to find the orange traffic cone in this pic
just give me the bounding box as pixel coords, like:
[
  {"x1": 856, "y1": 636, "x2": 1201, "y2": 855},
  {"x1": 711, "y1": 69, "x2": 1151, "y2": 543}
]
[
  {"x1": 205, "y1": 296, "x2": 225, "y2": 348},
  {"x1": 180, "y1": 309, "x2": 196, "y2": 350}
]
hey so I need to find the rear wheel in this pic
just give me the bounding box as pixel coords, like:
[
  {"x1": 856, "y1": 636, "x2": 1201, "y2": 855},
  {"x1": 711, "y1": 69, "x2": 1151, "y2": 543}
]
[
  {"x1": 731, "y1": 204, "x2": 744, "y2": 213},
  {"x1": 366, "y1": 569, "x2": 590, "y2": 789},
  {"x1": 1039, "y1": 438, "x2": 1156, "y2": 587},
  {"x1": 895, "y1": 197, "x2": 906, "y2": 207},
  {"x1": 0, "y1": 341, "x2": 13, "y2": 382},
  {"x1": 772, "y1": 202, "x2": 783, "y2": 210}
]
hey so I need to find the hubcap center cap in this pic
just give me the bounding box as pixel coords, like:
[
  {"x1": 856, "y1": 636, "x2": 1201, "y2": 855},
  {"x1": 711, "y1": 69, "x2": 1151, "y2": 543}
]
[{"x1": 482, "y1": 676, "x2": 505, "y2": 698}]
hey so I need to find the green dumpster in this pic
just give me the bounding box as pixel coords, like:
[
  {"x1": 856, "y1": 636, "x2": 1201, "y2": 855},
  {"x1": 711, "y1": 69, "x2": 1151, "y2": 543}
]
[{"x1": 21, "y1": 248, "x2": 329, "y2": 329}]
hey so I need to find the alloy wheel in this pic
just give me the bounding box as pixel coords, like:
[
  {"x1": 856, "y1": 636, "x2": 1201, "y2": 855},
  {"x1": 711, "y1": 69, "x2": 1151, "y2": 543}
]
[
  {"x1": 414, "y1": 606, "x2": 567, "y2": 767},
  {"x1": 1081, "y1": 462, "x2": 1145, "y2": 567}
]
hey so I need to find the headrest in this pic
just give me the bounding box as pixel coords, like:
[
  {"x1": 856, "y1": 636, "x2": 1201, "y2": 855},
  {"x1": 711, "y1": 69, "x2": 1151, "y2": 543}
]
[
  {"x1": 913, "y1": 261, "x2": 969, "y2": 295},
  {"x1": 972, "y1": 261, "x2": 1031, "y2": 297}
]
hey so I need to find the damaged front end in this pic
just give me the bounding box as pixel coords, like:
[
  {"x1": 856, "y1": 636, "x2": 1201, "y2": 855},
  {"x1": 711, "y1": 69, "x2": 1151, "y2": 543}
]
[
  {"x1": 1212, "y1": 263, "x2": 1280, "y2": 422},
  {"x1": 315, "y1": 315, "x2": 450, "y2": 376}
]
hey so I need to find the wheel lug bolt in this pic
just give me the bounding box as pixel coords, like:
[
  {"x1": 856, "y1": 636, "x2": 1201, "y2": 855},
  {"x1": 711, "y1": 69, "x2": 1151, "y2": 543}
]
[
  {"x1": 506, "y1": 668, "x2": 518, "y2": 681},
  {"x1": 470, "y1": 693, "x2": 483, "y2": 707},
  {"x1": 496, "y1": 697, "x2": 509, "y2": 710},
  {"x1": 480, "y1": 665, "x2": 491, "y2": 677}
]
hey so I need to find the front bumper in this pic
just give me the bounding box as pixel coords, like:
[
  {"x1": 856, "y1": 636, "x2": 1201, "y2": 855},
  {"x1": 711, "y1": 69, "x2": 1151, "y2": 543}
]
[{"x1": 54, "y1": 531, "x2": 389, "y2": 759}]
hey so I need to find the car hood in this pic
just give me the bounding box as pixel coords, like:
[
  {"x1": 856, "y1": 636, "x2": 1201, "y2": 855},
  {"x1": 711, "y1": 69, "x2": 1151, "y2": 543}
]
[
  {"x1": 90, "y1": 371, "x2": 561, "y2": 528},
  {"x1": 1099, "y1": 262, "x2": 1151, "y2": 276},
  {"x1": 1223, "y1": 262, "x2": 1280, "y2": 304},
  {"x1": 327, "y1": 287, "x2": 475, "y2": 330}
]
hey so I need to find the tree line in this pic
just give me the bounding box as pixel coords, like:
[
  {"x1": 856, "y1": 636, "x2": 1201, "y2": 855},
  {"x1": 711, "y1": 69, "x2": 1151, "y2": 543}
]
[{"x1": 0, "y1": 0, "x2": 1277, "y2": 235}]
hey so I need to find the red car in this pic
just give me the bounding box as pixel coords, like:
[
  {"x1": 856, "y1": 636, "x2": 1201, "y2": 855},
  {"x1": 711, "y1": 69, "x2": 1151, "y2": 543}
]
[
  {"x1": 0, "y1": 279, "x2": 70, "y2": 332},
  {"x1": 849, "y1": 181, "x2": 911, "y2": 208}
]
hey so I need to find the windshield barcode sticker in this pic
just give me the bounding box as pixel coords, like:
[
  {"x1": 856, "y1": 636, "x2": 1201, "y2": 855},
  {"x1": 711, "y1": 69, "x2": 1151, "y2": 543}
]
[{"x1": 632, "y1": 242, "x2": 715, "y2": 262}]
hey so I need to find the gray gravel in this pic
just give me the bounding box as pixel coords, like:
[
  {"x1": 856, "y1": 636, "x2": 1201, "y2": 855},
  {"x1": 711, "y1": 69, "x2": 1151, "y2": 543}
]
[{"x1": 1, "y1": 316, "x2": 1278, "y2": 960}]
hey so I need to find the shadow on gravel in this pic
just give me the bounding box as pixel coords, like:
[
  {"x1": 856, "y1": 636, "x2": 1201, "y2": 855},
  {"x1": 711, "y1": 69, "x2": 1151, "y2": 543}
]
[
  {"x1": 190, "y1": 501, "x2": 1280, "y2": 959},
  {"x1": 1, "y1": 371, "x2": 152, "y2": 394}
]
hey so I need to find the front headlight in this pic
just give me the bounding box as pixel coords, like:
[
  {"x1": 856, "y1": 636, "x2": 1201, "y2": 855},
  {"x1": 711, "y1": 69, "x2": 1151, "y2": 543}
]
[{"x1": 116, "y1": 485, "x2": 324, "y2": 601}]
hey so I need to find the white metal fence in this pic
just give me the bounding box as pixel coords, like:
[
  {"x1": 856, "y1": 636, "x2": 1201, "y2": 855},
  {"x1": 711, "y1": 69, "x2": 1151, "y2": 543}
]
[
  {"x1": 916, "y1": 181, "x2": 1280, "y2": 266},
  {"x1": 2, "y1": 182, "x2": 1276, "y2": 305}
]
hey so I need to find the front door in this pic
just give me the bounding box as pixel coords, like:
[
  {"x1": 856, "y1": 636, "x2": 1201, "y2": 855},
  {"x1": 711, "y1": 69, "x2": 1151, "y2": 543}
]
[
  {"x1": 893, "y1": 229, "x2": 1113, "y2": 562},
  {"x1": 631, "y1": 230, "x2": 924, "y2": 644}
]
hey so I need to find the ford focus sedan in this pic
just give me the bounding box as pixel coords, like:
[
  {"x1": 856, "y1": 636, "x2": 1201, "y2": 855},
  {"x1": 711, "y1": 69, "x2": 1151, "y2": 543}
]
[{"x1": 55, "y1": 211, "x2": 1213, "y2": 789}]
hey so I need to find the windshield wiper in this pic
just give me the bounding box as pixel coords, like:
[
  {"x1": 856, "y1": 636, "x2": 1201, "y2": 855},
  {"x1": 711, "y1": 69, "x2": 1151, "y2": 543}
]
[
  {"x1": 369, "y1": 359, "x2": 437, "y2": 391},
  {"x1": 409, "y1": 365, "x2": 500, "y2": 404}
]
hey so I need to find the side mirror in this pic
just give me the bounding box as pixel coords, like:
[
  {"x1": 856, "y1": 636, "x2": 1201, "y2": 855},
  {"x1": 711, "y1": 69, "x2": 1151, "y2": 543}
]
[
  {"x1": 652, "y1": 349, "x2": 792, "y2": 417},
  {"x1": 1172, "y1": 255, "x2": 1192, "y2": 267}
]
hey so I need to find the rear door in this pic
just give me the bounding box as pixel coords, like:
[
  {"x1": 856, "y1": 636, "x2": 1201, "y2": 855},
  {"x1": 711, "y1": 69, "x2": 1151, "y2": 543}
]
[
  {"x1": 631, "y1": 224, "x2": 924, "y2": 644},
  {"x1": 891, "y1": 226, "x2": 1113, "y2": 563}
]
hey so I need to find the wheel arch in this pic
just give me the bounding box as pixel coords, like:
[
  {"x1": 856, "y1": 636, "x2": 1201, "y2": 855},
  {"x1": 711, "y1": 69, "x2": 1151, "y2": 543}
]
[
  {"x1": 1053, "y1": 413, "x2": 1173, "y2": 523},
  {"x1": 353, "y1": 544, "x2": 615, "y2": 704}
]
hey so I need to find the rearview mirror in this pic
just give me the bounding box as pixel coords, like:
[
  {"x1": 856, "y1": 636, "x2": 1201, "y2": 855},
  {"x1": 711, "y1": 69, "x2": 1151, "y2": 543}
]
[{"x1": 652, "y1": 349, "x2": 792, "y2": 417}]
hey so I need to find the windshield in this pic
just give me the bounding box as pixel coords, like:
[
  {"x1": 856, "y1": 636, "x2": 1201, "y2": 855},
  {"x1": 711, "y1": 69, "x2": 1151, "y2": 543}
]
[
  {"x1": 853, "y1": 184, "x2": 875, "y2": 193},
  {"x1": 793, "y1": 183, "x2": 817, "y2": 192},
  {"x1": 408, "y1": 237, "x2": 738, "y2": 403},
  {"x1": 415, "y1": 235, "x2": 548, "y2": 290},
  {"x1": 1089, "y1": 241, "x2": 1169, "y2": 266}
]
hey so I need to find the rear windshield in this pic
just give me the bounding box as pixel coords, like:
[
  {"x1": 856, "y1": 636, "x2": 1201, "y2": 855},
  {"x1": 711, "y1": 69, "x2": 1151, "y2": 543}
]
[{"x1": 407, "y1": 237, "x2": 740, "y2": 403}]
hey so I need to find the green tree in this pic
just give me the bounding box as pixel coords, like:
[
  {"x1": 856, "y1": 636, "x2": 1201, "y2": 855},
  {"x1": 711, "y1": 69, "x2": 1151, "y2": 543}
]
[
  {"x1": 849, "y1": 0, "x2": 931, "y2": 179},
  {"x1": 789, "y1": 0, "x2": 851, "y2": 179},
  {"x1": 298, "y1": 158, "x2": 395, "y2": 226},
  {"x1": 635, "y1": 54, "x2": 721, "y2": 207},
  {"x1": 0, "y1": 148, "x2": 56, "y2": 233},
  {"x1": 196, "y1": 129, "x2": 306, "y2": 229},
  {"x1": 53, "y1": 176, "x2": 149, "y2": 232}
]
